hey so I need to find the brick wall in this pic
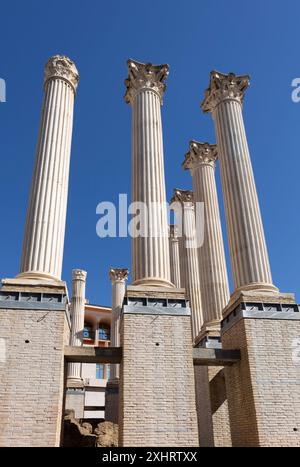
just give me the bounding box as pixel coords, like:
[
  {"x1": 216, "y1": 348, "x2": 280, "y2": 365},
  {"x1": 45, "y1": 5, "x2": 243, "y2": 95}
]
[
  {"x1": 223, "y1": 317, "x2": 300, "y2": 447},
  {"x1": 209, "y1": 367, "x2": 232, "y2": 446},
  {"x1": 119, "y1": 313, "x2": 199, "y2": 447},
  {"x1": 194, "y1": 366, "x2": 214, "y2": 446},
  {"x1": 0, "y1": 308, "x2": 69, "y2": 447},
  {"x1": 194, "y1": 366, "x2": 232, "y2": 447}
]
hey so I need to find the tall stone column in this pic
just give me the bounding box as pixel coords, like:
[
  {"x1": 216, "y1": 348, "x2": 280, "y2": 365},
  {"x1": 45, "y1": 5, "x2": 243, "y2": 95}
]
[
  {"x1": 171, "y1": 189, "x2": 203, "y2": 339},
  {"x1": 183, "y1": 142, "x2": 232, "y2": 446},
  {"x1": 19, "y1": 55, "x2": 79, "y2": 283},
  {"x1": 183, "y1": 141, "x2": 229, "y2": 327},
  {"x1": 201, "y1": 71, "x2": 278, "y2": 296},
  {"x1": 169, "y1": 225, "x2": 181, "y2": 288},
  {"x1": 109, "y1": 268, "x2": 129, "y2": 380},
  {"x1": 67, "y1": 269, "x2": 87, "y2": 385},
  {"x1": 106, "y1": 268, "x2": 129, "y2": 425},
  {"x1": 125, "y1": 59, "x2": 173, "y2": 288},
  {"x1": 65, "y1": 269, "x2": 87, "y2": 420}
]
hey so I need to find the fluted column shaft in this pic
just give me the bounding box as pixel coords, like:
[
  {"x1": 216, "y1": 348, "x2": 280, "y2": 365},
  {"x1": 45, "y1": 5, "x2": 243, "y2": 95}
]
[
  {"x1": 19, "y1": 56, "x2": 79, "y2": 282},
  {"x1": 213, "y1": 102, "x2": 273, "y2": 291},
  {"x1": 202, "y1": 72, "x2": 277, "y2": 294},
  {"x1": 171, "y1": 190, "x2": 203, "y2": 339},
  {"x1": 125, "y1": 60, "x2": 172, "y2": 288},
  {"x1": 183, "y1": 203, "x2": 203, "y2": 339},
  {"x1": 169, "y1": 226, "x2": 181, "y2": 288},
  {"x1": 184, "y1": 142, "x2": 229, "y2": 324},
  {"x1": 109, "y1": 269, "x2": 128, "y2": 380},
  {"x1": 67, "y1": 269, "x2": 87, "y2": 382}
]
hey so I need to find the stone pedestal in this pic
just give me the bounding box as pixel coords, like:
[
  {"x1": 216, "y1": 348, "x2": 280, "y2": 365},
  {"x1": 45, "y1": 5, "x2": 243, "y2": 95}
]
[
  {"x1": 0, "y1": 278, "x2": 69, "y2": 447},
  {"x1": 222, "y1": 292, "x2": 300, "y2": 447},
  {"x1": 65, "y1": 389, "x2": 85, "y2": 420},
  {"x1": 119, "y1": 286, "x2": 199, "y2": 447}
]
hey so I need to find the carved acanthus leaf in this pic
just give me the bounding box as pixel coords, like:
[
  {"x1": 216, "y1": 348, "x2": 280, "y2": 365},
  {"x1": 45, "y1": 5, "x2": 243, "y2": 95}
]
[
  {"x1": 183, "y1": 141, "x2": 217, "y2": 170},
  {"x1": 170, "y1": 189, "x2": 194, "y2": 205},
  {"x1": 109, "y1": 268, "x2": 129, "y2": 282},
  {"x1": 44, "y1": 55, "x2": 79, "y2": 93},
  {"x1": 72, "y1": 269, "x2": 87, "y2": 281},
  {"x1": 124, "y1": 59, "x2": 169, "y2": 104},
  {"x1": 201, "y1": 70, "x2": 250, "y2": 113}
]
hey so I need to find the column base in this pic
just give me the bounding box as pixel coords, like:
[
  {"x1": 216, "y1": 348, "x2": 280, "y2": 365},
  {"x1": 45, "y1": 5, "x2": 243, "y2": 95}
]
[
  {"x1": 126, "y1": 284, "x2": 186, "y2": 300},
  {"x1": 195, "y1": 320, "x2": 222, "y2": 349},
  {"x1": 223, "y1": 286, "x2": 295, "y2": 320},
  {"x1": 66, "y1": 377, "x2": 84, "y2": 389},
  {"x1": 16, "y1": 271, "x2": 64, "y2": 284},
  {"x1": 2, "y1": 276, "x2": 67, "y2": 292},
  {"x1": 131, "y1": 277, "x2": 175, "y2": 288},
  {"x1": 227, "y1": 283, "x2": 281, "y2": 307}
]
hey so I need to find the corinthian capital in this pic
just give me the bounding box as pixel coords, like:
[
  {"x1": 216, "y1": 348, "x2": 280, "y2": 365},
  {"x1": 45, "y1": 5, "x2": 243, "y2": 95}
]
[
  {"x1": 72, "y1": 269, "x2": 87, "y2": 282},
  {"x1": 171, "y1": 189, "x2": 194, "y2": 206},
  {"x1": 201, "y1": 70, "x2": 250, "y2": 113},
  {"x1": 109, "y1": 268, "x2": 129, "y2": 283},
  {"x1": 44, "y1": 55, "x2": 79, "y2": 93},
  {"x1": 183, "y1": 141, "x2": 217, "y2": 171},
  {"x1": 124, "y1": 59, "x2": 169, "y2": 104}
]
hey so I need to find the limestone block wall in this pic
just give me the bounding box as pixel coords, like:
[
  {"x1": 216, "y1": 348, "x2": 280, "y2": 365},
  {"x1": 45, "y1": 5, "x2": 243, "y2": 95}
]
[
  {"x1": 223, "y1": 317, "x2": 300, "y2": 447},
  {"x1": 0, "y1": 308, "x2": 68, "y2": 447},
  {"x1": 119, "y1": 313, "x2": 199, "y2": 447},
  {"x1": 65, "y1": 390, "x2": 85, "y2": 420}
]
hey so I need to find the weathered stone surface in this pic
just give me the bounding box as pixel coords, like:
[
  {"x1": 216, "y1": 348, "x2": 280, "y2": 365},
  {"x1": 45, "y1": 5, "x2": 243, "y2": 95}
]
[
  {"x1": 63, "y1": 412, "x2": 118, "y2": 448},
  {"x1": 95, "y1": 421, "x2": 119, "y2": 447},
  {"x1": 63, "y1": 411, "x2": 96, "y2": 447}
]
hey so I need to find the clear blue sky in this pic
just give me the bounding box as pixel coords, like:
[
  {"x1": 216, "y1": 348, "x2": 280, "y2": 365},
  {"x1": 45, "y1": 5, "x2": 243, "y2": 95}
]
[{"x1": 0, "y1": 0, "x2": 299, "y2": 306}]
